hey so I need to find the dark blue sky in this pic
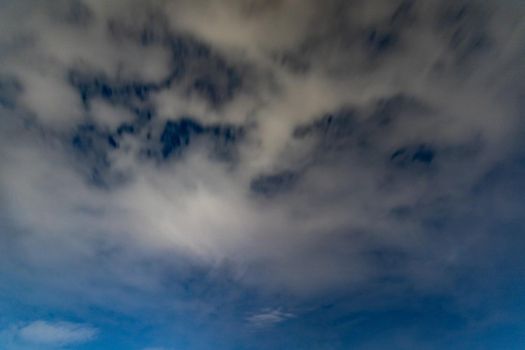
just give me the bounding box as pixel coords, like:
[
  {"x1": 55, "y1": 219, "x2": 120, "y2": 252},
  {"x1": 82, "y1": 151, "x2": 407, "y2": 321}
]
[{"x1": 0, "y1": 1, "x2": 524, "y2": 349}]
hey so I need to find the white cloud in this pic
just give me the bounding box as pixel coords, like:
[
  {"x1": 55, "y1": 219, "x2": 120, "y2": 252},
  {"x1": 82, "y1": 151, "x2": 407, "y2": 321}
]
[
  {"x1": 247, "y1": 308, "x2": 295, "y2": 328},
  {"x1": 16, "y1": 320, "x2": 97, "y2": 346}
]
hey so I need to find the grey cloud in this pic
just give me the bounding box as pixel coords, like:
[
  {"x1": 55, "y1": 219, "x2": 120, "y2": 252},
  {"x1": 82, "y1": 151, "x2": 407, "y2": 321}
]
[{"x1": 0, "y1": 0, "x2": 523, "y2": 313}]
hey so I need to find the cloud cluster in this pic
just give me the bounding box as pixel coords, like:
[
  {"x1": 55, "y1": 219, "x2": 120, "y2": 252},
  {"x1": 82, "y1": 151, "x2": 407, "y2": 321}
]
[{"x1": 0, "y1": 1, "x2": 524, "y2": 338}]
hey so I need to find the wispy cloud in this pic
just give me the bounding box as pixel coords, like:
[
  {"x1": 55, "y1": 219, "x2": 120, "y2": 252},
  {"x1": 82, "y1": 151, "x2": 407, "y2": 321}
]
[
  {"x1": 16, "y1": 320, "x2": 98, "y2": 346},
  {"x1": 247, "y1": 308, "x2": 295, "y2": 328}
]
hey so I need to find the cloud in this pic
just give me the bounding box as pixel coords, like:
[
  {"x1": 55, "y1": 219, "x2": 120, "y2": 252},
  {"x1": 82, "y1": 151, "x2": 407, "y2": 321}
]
[
  {"x1": 0, "y1": 0, "x2": 523, "y2": 333},
  {"x1": 247, "y1": 308, "x2": 295, "y2": 328},
  {"x1": 6, "y1": 321, "x2": 98, "y2": 347}
]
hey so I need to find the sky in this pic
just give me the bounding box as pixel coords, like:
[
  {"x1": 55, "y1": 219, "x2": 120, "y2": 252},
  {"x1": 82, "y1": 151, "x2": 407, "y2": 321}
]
[{"x1": 0, "y1": 0, "x2": 524, "y2": 349}]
